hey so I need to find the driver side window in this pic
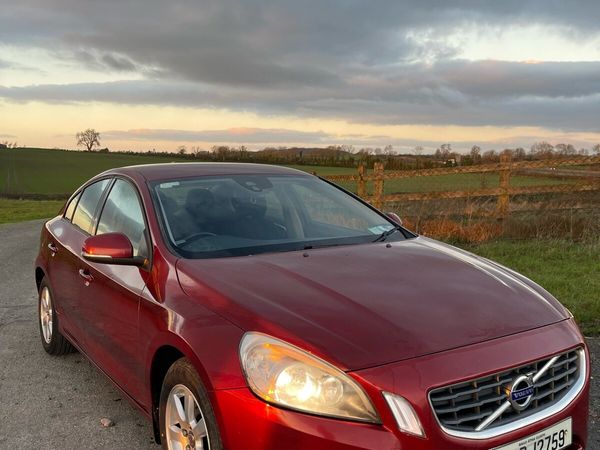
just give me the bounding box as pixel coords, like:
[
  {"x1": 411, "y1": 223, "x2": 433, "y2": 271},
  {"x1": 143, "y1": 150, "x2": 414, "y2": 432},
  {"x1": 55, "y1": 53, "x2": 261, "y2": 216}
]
[{"x1": 97, "y1": 179, "x2": 149, "y2": 258}]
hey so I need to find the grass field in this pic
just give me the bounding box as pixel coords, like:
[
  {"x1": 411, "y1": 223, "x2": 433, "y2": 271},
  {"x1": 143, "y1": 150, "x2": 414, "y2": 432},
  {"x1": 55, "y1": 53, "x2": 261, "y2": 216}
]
[
  {"x1": 0, "y1": 199, "x2": 64, "y2": 224},
  {"x1": 328, "y1": 172, "x2": 576, "y2": 196},
  {"x1": 1, "y1": 147, "x2": 573, "y2": 198},
  {"x1": 0, "y1": 147, "x2": 186, "y2": 196},
  {"x1": 465, "y1": 239, "x2": 600, "y2": 336},
  {"x1": 378, "y1": 172, "x2": 574, "y2": 195},
  {"x1": 0, "y1": 148, "x2": 355, "y2": 197}
]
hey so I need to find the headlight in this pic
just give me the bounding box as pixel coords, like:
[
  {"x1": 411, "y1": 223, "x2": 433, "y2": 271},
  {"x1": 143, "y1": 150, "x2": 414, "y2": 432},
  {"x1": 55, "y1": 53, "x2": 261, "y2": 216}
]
[{"x1": 239, "y1": 332, "x2": 380, "y2": 423}]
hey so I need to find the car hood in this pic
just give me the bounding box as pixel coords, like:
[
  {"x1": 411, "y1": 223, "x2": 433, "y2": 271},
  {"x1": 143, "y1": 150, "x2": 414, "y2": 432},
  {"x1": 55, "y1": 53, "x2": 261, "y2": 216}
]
[{"x1": 176, "y1": 237, "x2": 568, "y2": 371}]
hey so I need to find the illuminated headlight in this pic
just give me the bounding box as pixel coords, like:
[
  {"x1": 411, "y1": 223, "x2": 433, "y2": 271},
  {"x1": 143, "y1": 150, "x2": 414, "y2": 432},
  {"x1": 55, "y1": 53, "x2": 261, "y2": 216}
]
[{"x1": 239, "y1": 332, "x2": 380, "y2": 423}]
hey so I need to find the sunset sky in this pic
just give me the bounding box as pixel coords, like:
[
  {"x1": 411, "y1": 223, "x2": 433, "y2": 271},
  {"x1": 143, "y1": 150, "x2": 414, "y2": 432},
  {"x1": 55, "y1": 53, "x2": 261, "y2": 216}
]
[{"x1": 1, "y1": 1, "x2": 600, "y2": 153}]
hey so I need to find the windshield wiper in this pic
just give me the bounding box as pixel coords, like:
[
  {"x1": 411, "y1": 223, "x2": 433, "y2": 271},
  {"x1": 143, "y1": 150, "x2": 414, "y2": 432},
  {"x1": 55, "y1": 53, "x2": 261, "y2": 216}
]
[
  {"x1": 302, "y1": 242, "x2": 346, "y2": 250},
  {"x1": 373, "y1": 226, "x2": 401, "y2": 243}
]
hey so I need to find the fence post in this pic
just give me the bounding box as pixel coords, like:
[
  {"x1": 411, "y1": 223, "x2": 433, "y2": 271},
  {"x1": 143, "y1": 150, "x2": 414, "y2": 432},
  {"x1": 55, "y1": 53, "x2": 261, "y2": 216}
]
[
  {"x1": 373, "y1": 162, "x2": 385, "y2": 210},
  {"x1": 497, "y1": 153, "x2": 512, "y2": 219},
  {"x1": 357, "y1": 164, "x2": 366, "y2": 198}
]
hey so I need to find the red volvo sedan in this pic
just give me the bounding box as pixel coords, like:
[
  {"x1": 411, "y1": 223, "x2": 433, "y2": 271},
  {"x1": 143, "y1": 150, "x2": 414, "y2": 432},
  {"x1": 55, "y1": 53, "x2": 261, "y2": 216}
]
[{"x1": 35, "y1": 163, "x2": 589, "y2": 450}]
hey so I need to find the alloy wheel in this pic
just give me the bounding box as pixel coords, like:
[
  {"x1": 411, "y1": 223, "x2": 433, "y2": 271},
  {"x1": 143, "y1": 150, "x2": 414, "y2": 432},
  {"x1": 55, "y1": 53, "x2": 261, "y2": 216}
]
[
  {"x1": 165, "y1": 384, "x2": 210, "y2": 450},
  {"x1": 39, "y1": 286, "x2": 53, "y2": 344}
]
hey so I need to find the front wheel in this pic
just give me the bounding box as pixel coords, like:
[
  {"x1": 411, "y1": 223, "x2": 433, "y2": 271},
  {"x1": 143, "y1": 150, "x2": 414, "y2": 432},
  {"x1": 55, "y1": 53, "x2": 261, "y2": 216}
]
[{"x1": 159, "y1": 358, "x2": 223, "y2": 450}]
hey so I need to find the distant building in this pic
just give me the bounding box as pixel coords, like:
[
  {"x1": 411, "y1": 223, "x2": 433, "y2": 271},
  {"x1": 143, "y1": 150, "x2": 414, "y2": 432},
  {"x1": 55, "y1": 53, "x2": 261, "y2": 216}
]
[{"x1": 444, "y1": 158, "x2": 457, "y2": 167}]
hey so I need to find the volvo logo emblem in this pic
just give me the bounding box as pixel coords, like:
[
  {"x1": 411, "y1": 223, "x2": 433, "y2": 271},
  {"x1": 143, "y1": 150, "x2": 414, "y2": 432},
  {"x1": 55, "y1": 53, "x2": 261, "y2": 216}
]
[
  {"x1": 505, "y1": 374, "x2": 535, "y2": 411},
  {"x1": 476, "y1": 356, "x2": 561, "y2": 432}
]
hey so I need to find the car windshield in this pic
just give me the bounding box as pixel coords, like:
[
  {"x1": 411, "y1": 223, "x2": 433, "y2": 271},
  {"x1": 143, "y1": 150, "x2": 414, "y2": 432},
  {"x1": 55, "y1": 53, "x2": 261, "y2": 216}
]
[{"x1": 152, "y1": 174, "x2": 408, "y2": 258}]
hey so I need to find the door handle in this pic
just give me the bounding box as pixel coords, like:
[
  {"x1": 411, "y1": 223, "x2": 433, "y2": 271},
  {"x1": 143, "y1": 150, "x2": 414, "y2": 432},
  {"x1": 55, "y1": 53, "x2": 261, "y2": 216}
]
[
  {"x1": 78, "y1": 269, "x2": 94, "y2": 286},
  {"x1": 48, "y1": 242, "x2": 58, "y2": 255}
]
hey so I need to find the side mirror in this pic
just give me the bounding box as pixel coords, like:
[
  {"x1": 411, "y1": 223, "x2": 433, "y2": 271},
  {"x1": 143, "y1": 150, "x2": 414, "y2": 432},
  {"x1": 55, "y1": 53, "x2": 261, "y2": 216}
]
[
  {"x1": 386, "y1": 212, "x2": 403, "y2": 226},
  {"x1": 82, "y1": 233, "x2": 146, "y2": 267}
]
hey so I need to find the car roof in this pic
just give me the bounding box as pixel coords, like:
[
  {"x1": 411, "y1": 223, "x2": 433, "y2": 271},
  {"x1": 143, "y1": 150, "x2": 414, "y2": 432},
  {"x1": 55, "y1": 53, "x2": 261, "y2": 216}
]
[{"x1": 102, "y1": 162, "x2": 311, "y2": 181}]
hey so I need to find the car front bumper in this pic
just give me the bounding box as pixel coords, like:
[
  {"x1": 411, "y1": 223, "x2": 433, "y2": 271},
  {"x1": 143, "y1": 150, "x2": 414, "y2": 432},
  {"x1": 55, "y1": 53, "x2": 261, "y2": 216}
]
[{"x1": 213, "y1": 319, "x2": 590, "y2": 450}]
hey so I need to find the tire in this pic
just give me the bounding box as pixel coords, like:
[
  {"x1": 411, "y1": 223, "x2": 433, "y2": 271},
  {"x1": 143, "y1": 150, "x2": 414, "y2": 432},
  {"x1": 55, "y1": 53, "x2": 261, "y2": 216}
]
[
  {"x1": 38, "y1": 278, "x2": 74, "y2": 355},
  {"x1": 159, "y1": 358, "x2": 223, "y2": 450}
]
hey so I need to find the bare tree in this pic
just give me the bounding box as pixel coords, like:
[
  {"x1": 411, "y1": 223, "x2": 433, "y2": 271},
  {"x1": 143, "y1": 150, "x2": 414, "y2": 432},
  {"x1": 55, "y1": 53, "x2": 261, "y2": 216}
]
[
  {"x1": 514, "y1": 147, "x2": 526, "y2": 160},
  {"x1": 470, "y1": 145, "x2": 481, "y2": 164},
  {"x1": 593, "y1": 144, "x2": 600, "y2": 155},
  {"x1": 76, "y1": 129, "x2": 101, "y2": 151},
  {"x1": 437, "y1": 143, "x2": 452, "y2": 160},
  {"x1": 555, "y1": 143, "x2": 576, "y2": 156},
  {"x1": 482, "y1": 149, "x2": 498, "y2": 163},
  {"x1": 383, "y1": 144, "x2": 395, "y2": 156},
  {"x1": 530, "y1": 141, "x2": 554, "y2": 159}
]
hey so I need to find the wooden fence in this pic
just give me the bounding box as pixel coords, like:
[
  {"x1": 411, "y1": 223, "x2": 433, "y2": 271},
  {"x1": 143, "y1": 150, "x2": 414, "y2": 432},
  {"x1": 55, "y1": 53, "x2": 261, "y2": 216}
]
[{"x1": 325, "y1": 154, "x2": 600, "y2": 219}]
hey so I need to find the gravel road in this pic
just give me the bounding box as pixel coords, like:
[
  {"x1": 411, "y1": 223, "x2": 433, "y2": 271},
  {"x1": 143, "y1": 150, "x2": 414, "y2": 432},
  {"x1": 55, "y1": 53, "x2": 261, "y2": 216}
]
[{"x1": 0, "y1": 219, "x2": 597, "y2": 449}]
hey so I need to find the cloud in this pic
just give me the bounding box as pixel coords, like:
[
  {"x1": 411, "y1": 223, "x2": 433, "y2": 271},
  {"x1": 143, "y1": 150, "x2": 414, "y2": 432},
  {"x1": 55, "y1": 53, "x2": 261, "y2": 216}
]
[
  {"x1": 1, "y1": 0, "x2": 600, "y2": 134},
  {"x1": 5, "y1": 1, "x2": 600, "y2": 85},
  {"x1": 100, "y1": 128, "x2": 598, "y2": 153},
  {"x1": 0, "y1": 57, "x2": 44, "y2": 73},
  {"x1": 94, "y1": 127, "x2": 519, "y2": 152},
  {"x1": 2, "y1": 58, "x2": 600, "y2": 132},
  {"x1": 103, "y1": 127, "x2": 332, "y2": 144},
  {"x1": 71, "y1": 49, "x2": 139, "y2": 72}
]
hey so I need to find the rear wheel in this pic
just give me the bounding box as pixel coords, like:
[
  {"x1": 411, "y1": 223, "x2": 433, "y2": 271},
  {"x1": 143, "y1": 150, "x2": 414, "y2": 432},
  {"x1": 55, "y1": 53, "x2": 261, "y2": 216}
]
[
  {"x1": 159, "y1": 358, "x2": 222, "y2": 450},
  {"x1": 38, "y1": 278, "x2": 74, "y2": 355}
]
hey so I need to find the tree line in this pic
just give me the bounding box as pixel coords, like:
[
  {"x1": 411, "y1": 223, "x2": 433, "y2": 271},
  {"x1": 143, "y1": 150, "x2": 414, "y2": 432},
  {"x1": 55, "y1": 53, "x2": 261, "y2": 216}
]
[
  {"x1": 7, "y1": 129, "x2": 597, "y2": 171},
  {"x1": 82, "y1": 139, "x2": 600, "y2": 170}
]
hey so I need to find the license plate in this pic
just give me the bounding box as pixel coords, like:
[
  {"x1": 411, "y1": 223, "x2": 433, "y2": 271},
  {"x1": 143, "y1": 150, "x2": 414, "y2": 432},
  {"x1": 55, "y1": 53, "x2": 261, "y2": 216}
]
[{"x1": 492, "y1": 418, "x2": 572, "y2": 450}]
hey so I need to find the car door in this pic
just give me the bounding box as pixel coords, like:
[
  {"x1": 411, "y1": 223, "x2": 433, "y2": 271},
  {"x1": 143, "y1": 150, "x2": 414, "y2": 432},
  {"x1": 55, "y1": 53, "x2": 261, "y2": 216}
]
[
  {"x1": 76, "y1": 178, "x2": 151, "y2": 401},
  {"x1": 46, "y1": 178, "x2": 111, "y2": 348}
]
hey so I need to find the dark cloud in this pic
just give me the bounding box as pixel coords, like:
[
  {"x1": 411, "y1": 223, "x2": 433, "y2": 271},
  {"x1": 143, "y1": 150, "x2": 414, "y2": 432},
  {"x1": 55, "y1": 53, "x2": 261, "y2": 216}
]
[
  {"x1": 70, "y1": 49, "x2": 139, "y2": 72},
  {"x1": 1, "y1": 0, "x2": 600, "y2": 132},
  {"x1": 2, "y1": 60, "x2": 599, "y2": 132},
  {"x1": 432, "y1": 60, "x2": 600, "y2": 99}
]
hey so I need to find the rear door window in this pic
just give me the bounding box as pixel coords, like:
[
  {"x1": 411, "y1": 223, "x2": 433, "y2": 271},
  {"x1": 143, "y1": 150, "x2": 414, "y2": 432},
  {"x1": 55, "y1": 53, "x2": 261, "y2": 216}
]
[
  {"x1": 72, "y1": 179, "x2": 111, "y2": 233},
  {"x1": 64, "y1": 192, "x2": 81, "y2": 221}
]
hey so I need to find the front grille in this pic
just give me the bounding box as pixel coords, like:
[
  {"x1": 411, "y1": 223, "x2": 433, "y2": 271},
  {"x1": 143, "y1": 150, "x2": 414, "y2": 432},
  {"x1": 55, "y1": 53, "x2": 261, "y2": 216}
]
[{"x1": 429, "y1": 349, "x2": 581, "y2": 433}]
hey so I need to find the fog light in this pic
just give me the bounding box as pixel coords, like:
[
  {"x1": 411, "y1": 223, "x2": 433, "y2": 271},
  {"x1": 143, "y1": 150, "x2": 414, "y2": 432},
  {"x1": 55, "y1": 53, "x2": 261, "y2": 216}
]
[{"x1": 383, "y1": 392, "x2": 425, "y2": 437}]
